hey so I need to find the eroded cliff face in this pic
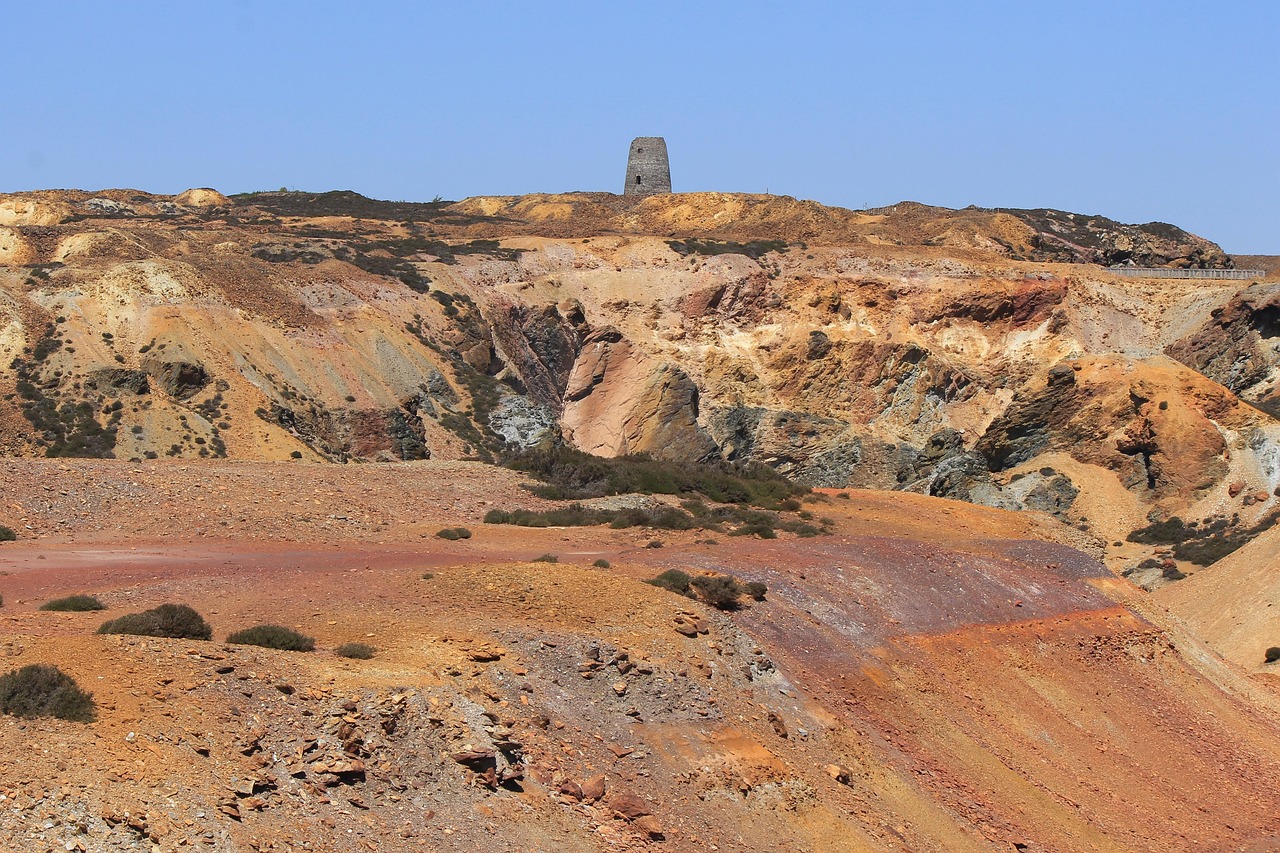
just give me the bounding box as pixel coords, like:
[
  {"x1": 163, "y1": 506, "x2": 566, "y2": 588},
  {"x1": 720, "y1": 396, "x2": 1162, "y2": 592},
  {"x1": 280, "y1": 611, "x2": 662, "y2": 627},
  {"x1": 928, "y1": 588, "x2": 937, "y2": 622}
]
[{"x1": 0, "y1": 188, "x2": 1275, "y2": 551}]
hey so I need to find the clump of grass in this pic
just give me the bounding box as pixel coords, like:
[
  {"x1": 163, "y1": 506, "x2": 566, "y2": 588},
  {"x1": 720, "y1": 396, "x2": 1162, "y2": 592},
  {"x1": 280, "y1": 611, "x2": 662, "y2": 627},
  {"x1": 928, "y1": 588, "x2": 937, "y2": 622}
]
[
  {"x1": 647, "y1": 570, "x2": 767, "y2": 608},
  {"x1": 0, "y1": 664, "x2": 96, "y2": 722},
  {"x1": 335, "y1": 642, "x2": 376, "y2": 660},
  {"x1": 500, "y1": 445, "x2": 807, "y2": 508},
  {"x1": 98, "y1": 603, "x2": 211, "y2": 640},
  {"x1": 226, "y1": 624, "x2": 315, "y2": 652},
  {"x1": 1266, "y1": 647, "x2": 1280, "y2": 664},
  {"x1": 665, "y1": 237, "x2": 789, "y2": 260},
  {"x1": 40, "y1": 594, "x2": 106, "y2": 612},
  {"x1": 436, "y1": 527, "x2": 473, "y2": 540},
  {"x1": 592, "y1": 559, "x2": 611, "y2": 568},
  {"x1": 0, "y1": 526, "x2": 15, "y2": 542},
  {"x1": 532, "y1": 554, "x2": 559, "y2": 563},
  {"x1": 420, "y1": 572, "x2": 436, "y2": 581},
  {"x1": 646, "y1": 540, "x2": 663, "y2": 549},
  {"x1": 691, "y1": 575, "x2": 743, "y2": 610},
  {"x1": 646, "y1": 569, "x2": 693, "y2": 597},
  {"x1": 484, "y1": 500, "x2": 819, "y2": 539}
]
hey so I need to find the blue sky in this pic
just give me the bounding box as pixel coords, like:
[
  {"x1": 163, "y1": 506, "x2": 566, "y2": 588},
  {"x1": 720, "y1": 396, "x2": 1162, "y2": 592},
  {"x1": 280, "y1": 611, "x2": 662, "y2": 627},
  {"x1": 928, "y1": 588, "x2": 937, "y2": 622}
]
[{"x1": 5, "y1": 1, "x2": 1277, "y2": 252}]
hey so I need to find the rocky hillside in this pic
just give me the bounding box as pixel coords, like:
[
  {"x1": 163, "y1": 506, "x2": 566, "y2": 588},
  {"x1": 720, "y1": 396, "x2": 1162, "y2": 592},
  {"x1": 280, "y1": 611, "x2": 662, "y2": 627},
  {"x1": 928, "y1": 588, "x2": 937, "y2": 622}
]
[
  {"x1": 3, "y1": 461, "x2": 1280, "y2": 852},
  {"x1": 0, "y1": 188, "x2": 1274, "y2": 579}
]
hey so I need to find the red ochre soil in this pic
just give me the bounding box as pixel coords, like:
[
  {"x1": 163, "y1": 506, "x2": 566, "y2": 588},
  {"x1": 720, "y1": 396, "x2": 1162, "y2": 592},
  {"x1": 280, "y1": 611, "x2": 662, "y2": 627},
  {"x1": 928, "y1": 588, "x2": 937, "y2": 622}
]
[{"x1": 2, "y1": 460, "x2": 1280, "y2": 852}]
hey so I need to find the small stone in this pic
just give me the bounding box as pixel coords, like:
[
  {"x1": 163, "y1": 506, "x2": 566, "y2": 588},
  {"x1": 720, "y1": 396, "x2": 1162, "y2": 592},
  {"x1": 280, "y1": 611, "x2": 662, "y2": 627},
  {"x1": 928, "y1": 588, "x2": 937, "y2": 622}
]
[
  {"x1": 608, "y1": 791, "x2": 651, "y2": 820},
  {"x1": 825, "y1": 764, "x2": 853, "y2": 785},
  {"x1": 673, "y1": 620, "x2": 698, "y2": 638},
  {"x1": 582, "y1": 774, "x2": 607, "y2": 802},
  {"x1": 612, "y1": 681, "x2": 628, "y2": 696},
  {"x1": 633, "y1": 815, "x2": 664, "y2": 839}
]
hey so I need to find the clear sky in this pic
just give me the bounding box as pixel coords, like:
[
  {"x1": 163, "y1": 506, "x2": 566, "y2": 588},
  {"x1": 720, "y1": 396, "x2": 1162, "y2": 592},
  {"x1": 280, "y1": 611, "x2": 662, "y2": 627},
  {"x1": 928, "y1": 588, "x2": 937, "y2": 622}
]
[{"x1": 5, "y1": 1, "x2": 1277, "y2": 252}]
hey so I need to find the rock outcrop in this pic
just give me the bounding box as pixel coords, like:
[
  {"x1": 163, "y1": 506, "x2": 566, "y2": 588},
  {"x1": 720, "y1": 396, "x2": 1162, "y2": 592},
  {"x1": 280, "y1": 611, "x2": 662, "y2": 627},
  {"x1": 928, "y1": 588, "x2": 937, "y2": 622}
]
[{"x1": 0, "y1": 186, "x2": 1275, "y2": 546}]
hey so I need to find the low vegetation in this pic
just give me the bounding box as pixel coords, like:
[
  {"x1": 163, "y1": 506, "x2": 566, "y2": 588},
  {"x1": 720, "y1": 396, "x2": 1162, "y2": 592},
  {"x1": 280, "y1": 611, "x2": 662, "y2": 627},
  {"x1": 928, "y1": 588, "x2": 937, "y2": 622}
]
[
  {"x1": 532, "y1": 554, "x2": 558, "y2": 563},
  {"x1": 483, "y1": 500, "x2": 824, "y2": 539},
  {"x1": 226, "y1": 624, "x2": 316, "y2": 652},
  {"x1": 592, "y1": 559, "x2": 611, "y2": 568},
  {"x1": 0, "y1": 525, "x2": 15, "y2": 542},
  {"x1": 691, "y1": 575, "x2": 744, "y2": 610},
  {"x1": 646, "y1": 569, "x2": 693, "y2": 596},
  {"x1": 98, "y1": 603, "x2": 212, "y2": 640},
  {"x1": 435, "y1": 527, "x2": 473, "y2": 540},
  {"x1": 646, "y1": 570, "x2": 767, "y2": 610},
  {"x1": 0, "y1": 664, "x2": 95, "y2": 722},
  {"x1": 335, "y1": 642, "x2": 376, "y2": 660},
  {"x1": 666, "y1": 237, "x2": 790, "y2": 260},
  {"x1": 500, "y1": 445, "x2": 807, "y2": 509},
  {"x1": 1267, "y1": 647, "x2": 1280, "y2": 664},
  {"x1": 39, "y1": 594, "x2": 106, "y2": 612},
  {"x1": 1127, "y1": 510, "x2": 1280, "y2": 566}
]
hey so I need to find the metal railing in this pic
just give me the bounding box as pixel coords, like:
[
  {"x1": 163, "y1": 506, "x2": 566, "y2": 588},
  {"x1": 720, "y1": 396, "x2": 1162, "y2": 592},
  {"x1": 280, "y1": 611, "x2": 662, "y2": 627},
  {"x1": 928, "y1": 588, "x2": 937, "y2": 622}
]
[{"x1": 1107, "y1": 267, "x2": 1265, "y2": 280}]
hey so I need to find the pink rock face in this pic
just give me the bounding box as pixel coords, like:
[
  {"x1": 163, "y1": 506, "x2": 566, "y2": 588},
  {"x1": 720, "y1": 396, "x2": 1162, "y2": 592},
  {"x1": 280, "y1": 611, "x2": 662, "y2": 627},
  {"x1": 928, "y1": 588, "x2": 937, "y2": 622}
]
[{"x1": 560, "y1": 330, "x2": 715, "y2": 461}]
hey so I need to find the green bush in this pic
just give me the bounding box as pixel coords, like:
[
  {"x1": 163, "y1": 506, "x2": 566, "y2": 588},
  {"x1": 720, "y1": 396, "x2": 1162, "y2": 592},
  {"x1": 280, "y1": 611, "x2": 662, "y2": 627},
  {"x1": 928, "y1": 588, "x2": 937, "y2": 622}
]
[
  {"x1": 0, "y1": 526, "x2": 15, "y2": 542},
  {"x1": 592, "y1": 559, "x2": 611, "y2": 568},
  {"x1": 420, "y1": 572, "x2": 435, "y2": 580},
  {"x1": 0, "y1": 664, "x2": 95, "y2": 722},
  {"x1": 500, "y1": 444, "x2": 807, "y2": 508},
  {"x1": 532, "y1": 554, "x2": 559, "y2": 563},
  {"x1": 98, "y1": 603, "x2": 212, "y2": 640},
  {"x1": 40, "y1": 594, "x2": 106, "y2": 612},
  {"x1": 665, "y1": 237, "x2": 789, "y2": 261},
  {"x1": 691, "y1": 575, "x2": 743, "y2": 610},
  {"x1": 1266, "y1": 647, "x2": 1280, "y2": 664},
  {"x1": 226, "y1": 624, "x2": 315, "y2": 652},
  {"x1": 744, "y1": 581, "x2": 768, "y2": 601},
  {"x1": 646, "y1": 569, "x2": 693, "y2": 596},
  {"x1": 436, "y1": 527, "x2": 473, "y2": 540},
  {"x1": 646, "y1": 540, "x2": 664, "y2": 549},
  {"x1": 481, "y1": 500, "x2": 799, "y2": 538},
  {"x1": 335, "y1": 642, "x2": 376, "y2": 659}
]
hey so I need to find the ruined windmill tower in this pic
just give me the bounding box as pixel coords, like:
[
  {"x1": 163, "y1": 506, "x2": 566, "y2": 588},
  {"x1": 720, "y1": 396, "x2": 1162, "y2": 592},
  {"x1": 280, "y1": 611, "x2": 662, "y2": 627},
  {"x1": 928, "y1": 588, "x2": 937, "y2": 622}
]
[{"x1": 623, "y1": 137, "x2": 671, "y2": 196}]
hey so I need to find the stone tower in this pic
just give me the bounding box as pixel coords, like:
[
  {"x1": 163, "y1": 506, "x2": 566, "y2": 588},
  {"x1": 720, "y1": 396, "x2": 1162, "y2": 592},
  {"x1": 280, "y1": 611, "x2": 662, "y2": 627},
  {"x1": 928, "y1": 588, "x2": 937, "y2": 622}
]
[{"x1": 623, "y1": 137, "x2": 671, "y2": 196}]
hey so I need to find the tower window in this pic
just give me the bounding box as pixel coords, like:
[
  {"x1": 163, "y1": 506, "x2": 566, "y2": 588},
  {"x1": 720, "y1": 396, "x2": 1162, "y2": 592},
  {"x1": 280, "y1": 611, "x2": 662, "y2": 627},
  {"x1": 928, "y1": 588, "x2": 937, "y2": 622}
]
[{"x1": 636, "y1": 175, "x2": 642, "y2": 184}]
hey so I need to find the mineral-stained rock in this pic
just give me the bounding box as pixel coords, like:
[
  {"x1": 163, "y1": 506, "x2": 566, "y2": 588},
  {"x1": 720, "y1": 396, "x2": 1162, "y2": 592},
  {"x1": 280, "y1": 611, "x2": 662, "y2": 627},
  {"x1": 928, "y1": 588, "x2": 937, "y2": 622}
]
[
  {"x1": 608, "y1": 791, "x2": 651, "y2": 820},
  {"x1": 582, "y1": 773, "x2": 607, "y2": 803}
]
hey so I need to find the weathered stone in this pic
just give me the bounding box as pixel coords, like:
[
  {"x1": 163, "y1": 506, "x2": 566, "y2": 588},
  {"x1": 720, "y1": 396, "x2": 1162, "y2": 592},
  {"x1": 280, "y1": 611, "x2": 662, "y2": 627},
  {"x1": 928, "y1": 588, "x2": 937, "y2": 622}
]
[
  {"x1": 581, "y1": 773, "x2": 607, "y2": 803},
  {"x1": 633, "y1": 815, "x2": 665, "y2": 839},
  {"x1": 608, "y1": 791, "x2": 651, "y2": 820},
  {"x1": 623, "y1": 137, "x2": 671, "y2": 196}
]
